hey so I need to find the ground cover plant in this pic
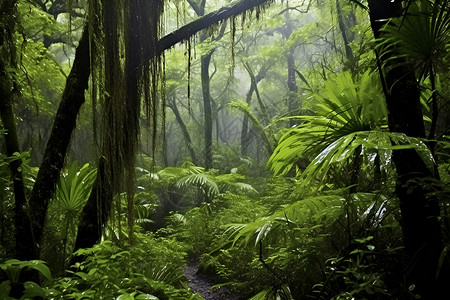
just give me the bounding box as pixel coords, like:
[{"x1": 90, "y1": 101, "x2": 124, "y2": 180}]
[{"x1": 1, "y1": 0, "x2": 449, "y2": 299}]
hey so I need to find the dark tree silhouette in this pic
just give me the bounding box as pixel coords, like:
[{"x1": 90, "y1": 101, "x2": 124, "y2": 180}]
[{"x1": 369, "y1": 0, "x2": 448, "y2": 297}]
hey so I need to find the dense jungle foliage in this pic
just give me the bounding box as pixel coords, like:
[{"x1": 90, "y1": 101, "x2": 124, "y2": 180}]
[{"x1": 0, "y1": 0, "x2": 449, "y2": 299}]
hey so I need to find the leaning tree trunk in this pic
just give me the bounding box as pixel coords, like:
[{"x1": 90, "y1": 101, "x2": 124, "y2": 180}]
[
  {"x1": 26, "y1": 24, "x2": 91, "y2": 260},
  {"x1": 369, "y1": 0, "x2": 447, "y2": 297},
  {"x1": 168, "y1": 96, "x2": 198, "y2": 165},
  {"x1": 1, "y1": 2, "x2": 91, "y2": 262},
  {"x1": 187, "y1": 0, "x2": 215, "y2": 170},
  {"x1": 241, "y1": 82, "x2": 257, "y2": 156},
  {"x1": 336, "y1": 0, "x2": 354, "y2": 62},
  {"x1": 241, "y1": 64, "x2": 270, "y2": 156}
]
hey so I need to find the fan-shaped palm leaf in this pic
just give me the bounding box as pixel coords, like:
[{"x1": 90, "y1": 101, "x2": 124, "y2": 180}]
[
  {"x1": 54, "y1": 161, "x2": 97, "y2": 234},
  {"x1": 379, "y1": 0, "x2": 449, "y2": 81},
  {"x1": 51, "y1": 161, "x2": 96, "y2": 268},
  {"x1": 268, "y1": 71, "x2": 435, "y2": 183},
  {"x1": 269, "y1": 71, "x2": 386, "y2": 175}
]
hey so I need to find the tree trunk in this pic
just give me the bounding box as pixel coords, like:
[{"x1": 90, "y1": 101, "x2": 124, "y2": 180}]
[
  {"x1": 188, "y1": 0, "x2": 215, "y2": 170},
  {"x1": 70, "y1": 158, "x2": 112, "y2": 264},
  {"x1": 73, "y1": 0, "x2": 164, "y2": 254},
  {"x1": 283, "y1": 12, "x2": 299, "y2": 128},
  {"x1": 168, "y1": 97, "x2": 198, "y2": 165},
  {"x1": 336, "y1": 0, "x2": 354, "y2": 62},
  {"x1": 0, "y1": 57, "x2": 33, "y2": 262},
  {"x1": 241, "y1": 64, "x2": 269, "y2": 156},
  {"x1": 201, "y1": 52, "x2": 214, "y2": 169},
  {"x1": 368, "y1": 0, "x2": 447, "y2": 297},
  {"x1": 25, "y1": 24, "x2": 90, "y2": 260},
  {"x1": 0, "y1": 0, "x2": 35, "y2": 264},
  {"x1": 155, "y1": 0, "x2": 273, "y2": 58},
  {"x1": 241, "y1": 84, "x2": 256, "y2": 156}
]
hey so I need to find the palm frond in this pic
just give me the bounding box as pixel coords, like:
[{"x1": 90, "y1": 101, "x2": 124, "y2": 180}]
[
  {"x1": 215, "y1": 173, "x2": 259, "y2": 195},
  {"x1": 54, "y1": 161, "x2": 97, "y2": 228},
  {"x1": 379, "y1": 0, "x2": 450, "y2": 80},
  {"x1": 248, "y1": 288, "x2": 277, "y2": 300},
  {"x1": 230, "y1": 182, "x2": 259, "y2": 195},
  {"x1": 268, "y1": 71, "x2": 390, "y2": 179}
]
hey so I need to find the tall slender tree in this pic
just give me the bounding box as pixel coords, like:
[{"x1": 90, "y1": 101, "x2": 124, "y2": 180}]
[
  {"x1": 368, "y1": 0, "x2": 448, "y2": 297},
  {"x1": 0, "y1": 0, "x2": 33, "y2": 261}
]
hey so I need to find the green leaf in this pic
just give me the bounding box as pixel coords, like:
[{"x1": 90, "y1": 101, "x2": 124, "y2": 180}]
[
  {"x1": 22, "y1": 281, "x2": 46, "y2": 298},
  {"x1": 0, "y1": 281, "x2": 11, "y2": 298},
  {"x1": 24, "y1": 260, "x2": 52, "y2": 281},
  {"x1": 116, "y1": 294, "x2": 135, "y2": 300},
  {"x1": 135, "y1": 294, "x2": 159, "y2": 300}
]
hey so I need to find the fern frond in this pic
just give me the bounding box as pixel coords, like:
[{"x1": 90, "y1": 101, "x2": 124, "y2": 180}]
[
  {"x1": 225, "y1": 195, "x2": 344, "y2": 247},
  {"x1": 231, "y1": 182, "x2": 259, "y2": 195},
  {"x1": 248, "y1": 288, "x2": 276, "y2": 300},
  {"x1": 177, "y1": 173, "x2": 220, "y2": 199},
  {"x1": 379, "y1": 0, "x2": 450, "y2": 80}
]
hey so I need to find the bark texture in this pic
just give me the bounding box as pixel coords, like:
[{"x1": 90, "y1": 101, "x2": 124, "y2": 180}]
[
  {"x1": 1, "y1": 0, "x2": 36, "y2": 262},
  {"x1": 201, "y1": 52, "x2": 214, "y2": 169},
  {"x1": 241, "y1": 65, "x2": 269, "y2": 156}
]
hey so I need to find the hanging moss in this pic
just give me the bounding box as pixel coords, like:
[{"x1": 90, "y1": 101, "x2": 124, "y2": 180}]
[
  {"x1": 230, "y1": 16, "x2": 236, "y2": 76},
  {"x1": 85, "y1": 0, "x2": 166, "y2": 244},
  {"x1": 80, "y1": 0, "x2": 276, "y2": 247},
  {"x1": 187, "y1": 37, "x2": 192, "y2": 115}
]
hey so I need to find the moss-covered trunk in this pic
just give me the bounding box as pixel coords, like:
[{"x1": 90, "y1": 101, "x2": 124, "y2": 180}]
[
  {"x1": 0, "y1": 57, "x2": 32, "y2": 261},
  {"x1": 26, "y1": 24, "x2": 90, "y2": 260}
]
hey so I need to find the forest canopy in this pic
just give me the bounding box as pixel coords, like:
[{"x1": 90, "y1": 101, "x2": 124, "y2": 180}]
[{"x1": 0, "y1": 0, "x2": 449, "y2": 299}]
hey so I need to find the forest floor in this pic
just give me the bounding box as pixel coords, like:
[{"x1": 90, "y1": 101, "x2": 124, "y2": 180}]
[{"x1": 184, "y1": 259, "x2": 240, "y2": 300}]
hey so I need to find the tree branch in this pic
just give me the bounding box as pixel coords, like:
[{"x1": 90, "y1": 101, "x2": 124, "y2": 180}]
[{"x1": 154, "y1": 0, "x2": 273, "y2": 58}]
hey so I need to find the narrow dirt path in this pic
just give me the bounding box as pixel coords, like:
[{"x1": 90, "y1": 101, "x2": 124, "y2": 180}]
[{"x1": 184, "y1": 259, "x2": 240, "y2": 300}]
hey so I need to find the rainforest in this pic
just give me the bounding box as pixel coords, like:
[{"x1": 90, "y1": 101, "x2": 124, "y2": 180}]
[{"x1": 0, "y1": 0, "x2": 449, "y2": 299}]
